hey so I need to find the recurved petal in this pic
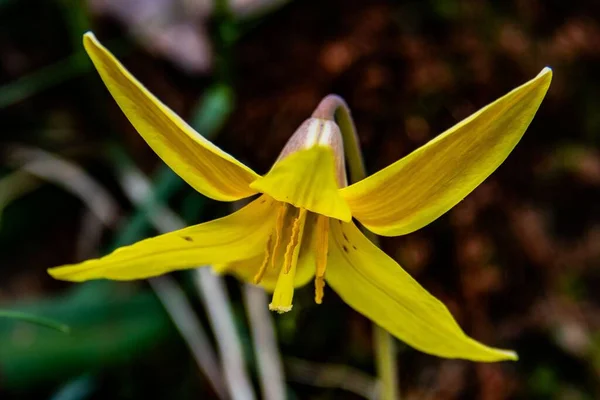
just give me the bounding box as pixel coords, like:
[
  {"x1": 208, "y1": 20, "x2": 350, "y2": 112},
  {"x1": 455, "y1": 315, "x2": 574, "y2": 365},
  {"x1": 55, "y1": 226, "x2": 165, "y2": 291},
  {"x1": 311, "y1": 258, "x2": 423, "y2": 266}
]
[
  {"x1": 340, "y1": 68, "x2": 552, "y2": 236},
  {"x1": 84, "y1": 32, "x2": 259, "y2": 201},
  {"x1": 48, "y1": 196, "x2": 277, "y2": 281},
  {"x1": 250, "y1": 146, "x2": 352, "y2": 222},
  {"x1": 325, "y1": 221, "x2": 517, "y2": 361}
]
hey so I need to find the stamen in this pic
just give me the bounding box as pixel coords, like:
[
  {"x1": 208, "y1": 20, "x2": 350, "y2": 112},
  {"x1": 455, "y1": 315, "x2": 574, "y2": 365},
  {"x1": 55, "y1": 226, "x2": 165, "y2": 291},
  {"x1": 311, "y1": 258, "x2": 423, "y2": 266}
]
[
  {"x1": 253, "y1": 234, "x2": 273, "y2": 284},
  {"x1": 283, "y1": 208, "x2": 307, "y2": 273},
  {"x1": 315, "y1": 277, "x2": 325, "y2": 304},
  {"x1": 269, "y1": 208, "x2": 308, "y2": 313},
  {"x1": 271, "y1": 203, "x2": 288, "y2": 267},
  {"x1": 314, "y1": 215, "x2": 329, "y2": 304},
  {"x1": 255, "y1": 203, "x2": 288, "y2": 284}
]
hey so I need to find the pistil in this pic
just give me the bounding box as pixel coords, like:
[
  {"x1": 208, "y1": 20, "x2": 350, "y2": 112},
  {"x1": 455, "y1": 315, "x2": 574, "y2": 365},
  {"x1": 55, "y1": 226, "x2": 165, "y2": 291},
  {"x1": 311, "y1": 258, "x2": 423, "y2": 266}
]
[{"x1": 269, "y1": 207, "x2": 308, "y2": 313}]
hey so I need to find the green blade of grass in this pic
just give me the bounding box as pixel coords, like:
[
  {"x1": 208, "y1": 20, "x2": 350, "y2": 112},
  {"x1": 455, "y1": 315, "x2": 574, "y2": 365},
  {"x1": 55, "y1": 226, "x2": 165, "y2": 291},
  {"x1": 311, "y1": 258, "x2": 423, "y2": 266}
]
[
  {"x1": 0, "y1": 310, "x2": 70, "y2": 333},
  {"x1": 0, "y1": 52, "x2": 90, "y2": 109}
]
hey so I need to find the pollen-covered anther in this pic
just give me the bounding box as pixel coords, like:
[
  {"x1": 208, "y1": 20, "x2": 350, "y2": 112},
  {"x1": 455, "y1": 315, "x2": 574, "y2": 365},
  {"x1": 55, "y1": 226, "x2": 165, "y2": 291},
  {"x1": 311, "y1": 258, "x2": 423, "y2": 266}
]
[
  {"x1": 253, "y1": 234, "x2": 272, "y2": 284},
  {"x1": 314, "y1": 215, "x2": 329, "y2": 304},
  {"x1": 271, "y1": 203, "x2": 288, "y2": 267},
  {"x1": 315, "y1": 276, "x2": 325, "y2": 304},
  {"x1": 283, "y1": 208, "x2": 307, "y2": 273},
  {"x1": 254, "y1": 203, "x2": 288, "y2": 284}
]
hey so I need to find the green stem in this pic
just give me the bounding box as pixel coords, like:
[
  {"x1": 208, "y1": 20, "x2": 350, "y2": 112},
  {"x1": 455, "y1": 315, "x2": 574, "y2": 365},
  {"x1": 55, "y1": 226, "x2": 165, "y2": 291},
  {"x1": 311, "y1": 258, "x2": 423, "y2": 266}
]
[
  {"x1": 374, "y1": 325, "x2": 398, "y2": 400},
  {"x1": 312, "y1": 95, "x2": 399, "y2": 400}
]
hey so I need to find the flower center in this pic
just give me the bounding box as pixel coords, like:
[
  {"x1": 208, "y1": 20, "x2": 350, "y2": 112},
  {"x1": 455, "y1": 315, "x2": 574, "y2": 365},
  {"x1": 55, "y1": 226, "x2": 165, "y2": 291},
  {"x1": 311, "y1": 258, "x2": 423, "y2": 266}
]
[{"x1": 256, "y1": 202, "x2": 330, "y2": 313}]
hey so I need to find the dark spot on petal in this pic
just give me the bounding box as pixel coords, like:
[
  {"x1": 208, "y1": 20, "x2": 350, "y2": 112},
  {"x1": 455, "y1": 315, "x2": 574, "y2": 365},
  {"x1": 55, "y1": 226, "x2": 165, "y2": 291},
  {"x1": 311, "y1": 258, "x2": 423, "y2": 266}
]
[
  {"x1": 338, "y1": 220, "x2": 342, "y2": 225},
  {"x1": 342, "y1": 232, "x2": 349, "y2": 241},
  {"x1": 342, "y1": 245, "x2": 349, "y2": 253},
  {"x1": 182, "y1": 236, "x2": 194, "y2": 242},
  {"x1": 352, "y1": 245, "x2": 357, "y2": 250},
  {"x1": 260, "y1": 199, "x2": 266, "y2": 204}
]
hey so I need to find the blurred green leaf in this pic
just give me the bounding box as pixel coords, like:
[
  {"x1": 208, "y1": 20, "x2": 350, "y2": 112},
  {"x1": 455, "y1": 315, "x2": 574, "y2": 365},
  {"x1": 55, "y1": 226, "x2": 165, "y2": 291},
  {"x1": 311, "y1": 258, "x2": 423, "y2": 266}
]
[
  {"x1": 56, "y1": 0, "x2": 92, "y2": 51},
  {"x1": 0, "y1": 310, "x2": 70, "y2": 333},
  {"x1": 0, "y1": 39, "x2": 127, "y2": 109},
  {"x1": 0, "y1": 52, "x2": 90, "y2": 109},
  {"x1": 0, "y1": 282, "x2": 174, "y2": 389},
  {"x1": 189, "y1": 84, "x2": 235, "y2": 135}
]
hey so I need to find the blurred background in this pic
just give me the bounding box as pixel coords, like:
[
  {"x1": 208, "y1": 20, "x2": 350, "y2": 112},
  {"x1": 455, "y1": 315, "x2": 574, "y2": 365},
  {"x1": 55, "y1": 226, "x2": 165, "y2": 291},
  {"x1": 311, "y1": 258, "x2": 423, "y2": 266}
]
[{"x1": 1, "y1": 0, "x2": 599, "y2": 399}]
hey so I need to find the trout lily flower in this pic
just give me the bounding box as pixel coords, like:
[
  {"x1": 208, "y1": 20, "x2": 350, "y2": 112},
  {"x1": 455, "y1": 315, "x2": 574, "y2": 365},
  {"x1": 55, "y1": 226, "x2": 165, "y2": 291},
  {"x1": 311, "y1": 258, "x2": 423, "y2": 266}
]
[{"x1": 49, "y1": 32, "x2": 552, "y2": 362}]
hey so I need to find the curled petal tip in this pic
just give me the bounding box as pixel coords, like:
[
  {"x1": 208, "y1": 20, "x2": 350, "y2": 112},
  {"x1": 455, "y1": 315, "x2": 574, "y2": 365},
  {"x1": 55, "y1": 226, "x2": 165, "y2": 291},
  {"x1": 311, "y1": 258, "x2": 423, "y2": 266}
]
[
  {"x1": 539, "y1": 67, "x2": 553, "y2": 80},
  {"x1": 485, "y1": 347, "x2": 518, "y2": 362},
  {"x1": 83, "y1": 31, "x2": 96, "y2": 43},
  {"x1": 503, "y1": 350, "x2": 519, "y2": 361},
  {"x1": 47, "y1": 266, "x2": 83, "y2": 282}
]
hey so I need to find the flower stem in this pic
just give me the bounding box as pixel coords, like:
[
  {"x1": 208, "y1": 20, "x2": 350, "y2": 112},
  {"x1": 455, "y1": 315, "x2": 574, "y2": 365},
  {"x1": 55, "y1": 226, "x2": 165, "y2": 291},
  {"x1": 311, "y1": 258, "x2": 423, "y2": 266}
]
[
  {"x1": 374, "y1": 325, "x2": 399, "y2": 400},
  {"x1": 313, "y1": 95, "x2": 400, "y2": 400}
]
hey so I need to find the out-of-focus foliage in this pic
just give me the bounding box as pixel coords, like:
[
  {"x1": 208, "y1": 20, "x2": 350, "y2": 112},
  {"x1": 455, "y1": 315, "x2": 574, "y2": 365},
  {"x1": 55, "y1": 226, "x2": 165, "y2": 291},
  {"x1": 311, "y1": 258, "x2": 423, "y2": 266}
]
[{"x1": 0, "y1": 0, "x2": 599, "y2": 399}]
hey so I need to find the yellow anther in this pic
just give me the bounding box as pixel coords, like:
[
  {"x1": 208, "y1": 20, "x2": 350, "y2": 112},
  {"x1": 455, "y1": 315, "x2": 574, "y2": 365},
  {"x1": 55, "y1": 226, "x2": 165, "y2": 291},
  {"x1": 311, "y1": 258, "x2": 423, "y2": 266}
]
[
  {"x1": 315, "y1": 276, "x2": 325, "y2": 304},
  {"x1": 271, "y1": 203, "x2": 288, "y2": 267},
  {"x1": 255, "y1": 202, "x2": 288, "y2": 284},
  {"x1": 283, "y1": 208, "x2": 307, "y2": 273},
  {"x1": 254, "y1": 234, "x2": 273, "y2": 284},
  {"x1": 314, "y1": 215, "x2": 329, "y2": 304},
  {"x1": 315, "y1": 215, "x2": 329, "y2": 278}
]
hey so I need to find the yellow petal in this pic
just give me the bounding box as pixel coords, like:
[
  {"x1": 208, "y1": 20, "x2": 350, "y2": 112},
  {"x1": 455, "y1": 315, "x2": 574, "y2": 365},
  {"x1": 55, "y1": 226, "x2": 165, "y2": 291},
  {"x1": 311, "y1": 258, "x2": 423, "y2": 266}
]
[
  {"x1": 48, "y1": 196, "x2": 277, "y2": 281},
  {"x1": 340, "y1": 68, "x2": 552, "y2": 236},
  {"x1": 325, "y1": 221, "x2": 517, "y2": 361},
  {"x1": 250, "y1": 146, "x2": 352, "y2": 221},
  {"x1": 83, "y1": 32, "x2": 259, "y2": 201}
]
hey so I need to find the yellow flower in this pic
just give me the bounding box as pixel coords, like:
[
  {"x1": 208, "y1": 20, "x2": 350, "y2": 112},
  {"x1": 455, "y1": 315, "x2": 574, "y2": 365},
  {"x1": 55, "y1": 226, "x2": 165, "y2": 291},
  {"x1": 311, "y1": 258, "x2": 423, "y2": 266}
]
[{"x1": 49, "y1": 32, "x2": 552, "y2": 362}]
